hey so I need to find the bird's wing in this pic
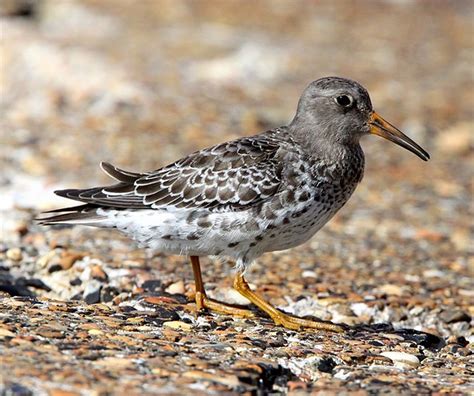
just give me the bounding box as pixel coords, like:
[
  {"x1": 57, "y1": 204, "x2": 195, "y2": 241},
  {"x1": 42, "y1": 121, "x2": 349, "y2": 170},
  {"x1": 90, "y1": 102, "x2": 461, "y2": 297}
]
[{"x1": 54, "y1": 131, "x2": 286, "y2": 211}]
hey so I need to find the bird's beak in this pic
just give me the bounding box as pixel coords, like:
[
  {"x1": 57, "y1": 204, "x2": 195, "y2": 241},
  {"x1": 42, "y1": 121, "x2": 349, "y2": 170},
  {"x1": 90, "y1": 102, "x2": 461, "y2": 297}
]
[{"x1": 369, "y1": 111, "x2": 430, "y2": 161}]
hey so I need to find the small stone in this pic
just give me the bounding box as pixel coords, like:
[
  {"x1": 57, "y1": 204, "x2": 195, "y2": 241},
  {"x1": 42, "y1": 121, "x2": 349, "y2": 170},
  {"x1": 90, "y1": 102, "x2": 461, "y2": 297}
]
[
  {"x1": 317, "y1": 357, "x2": 337, "y2": 373},
  {"x1": 37, "y1": 327, "x2": 65, "y2": 339},
  {"x1": 377, "y1": 284, "x2": 404, "y2": 296},
  {"x1": 6, "y1": 248, "x2": 22, "y2": 261},
  {"x1": 88, "y1": 328, "x2": 104, "y2": 336},
  {"x1": 380, "y1": 351, "x2": 420, "y2": 369},
  {"x1": 60, "y1": 251, "x2": 85, "y2": 270},
  {"x1": 50, "y1": 389, "x2": 80, "y2": 396},
  {"x1": 83, "y1": 281, "x2": 102, "y2": 304},
  {"x1": 90, "y1": 264, "x2": 108, "y2": 281},
  {"x1": 165, "y1": 280, "x2": 185, "y2": 295},
  {"x1": 37, "y1": 250, "x2": 58, "y2": 268},
  {"x1": 302, "y1": 270, "x2": 317, "y2": 278},
  {"x1": 15, "y1": 222, "x2": 29, "y2": 237},
  {"x1": 70, "y1": 278, "x2": 82, "y2": 286},
  {"x1": 0, "y1": 328, "x2": 16, "y2": 338},
  {"x1": 94, "y1": 357, "x2": 133, "y2": 369},
  {"x1": 215, "y1": 287, "x2": 251, "y2": 305},
  {"x1": 163, "y1": 321, "x2": 193, "y2": 331},
  {"x1": 440, "y1": 309, "x2": 471, "y2": 324},
  {"x1": 183, "y1": 370, "x2": 240, "y2": 387},
  {"x1": 446, "y1": 335, "x2": 469, "y2": 347}
]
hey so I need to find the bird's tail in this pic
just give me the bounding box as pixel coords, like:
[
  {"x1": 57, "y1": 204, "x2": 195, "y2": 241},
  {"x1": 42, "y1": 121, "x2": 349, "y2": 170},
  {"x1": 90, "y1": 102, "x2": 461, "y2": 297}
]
[
  {"x1": 37, "y1": 161, "x2": 142, "y2": 227},
  {"x1": 36, "y1": 204, "x2": 108, "y2": 226}
]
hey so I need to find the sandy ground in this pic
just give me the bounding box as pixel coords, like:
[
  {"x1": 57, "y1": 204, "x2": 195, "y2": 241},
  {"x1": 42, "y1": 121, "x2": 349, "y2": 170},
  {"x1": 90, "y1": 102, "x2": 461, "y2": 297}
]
[{"x1": 0, "y1": 1, "x2": 472, "y2": 394}]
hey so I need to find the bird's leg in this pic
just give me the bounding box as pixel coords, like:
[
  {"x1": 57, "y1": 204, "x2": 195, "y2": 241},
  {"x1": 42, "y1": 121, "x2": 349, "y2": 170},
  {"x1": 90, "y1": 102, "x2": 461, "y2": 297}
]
[
  {"x1": 233, "y1": 273, "x2": 344, "y2": 332},
  {"x1": 190, "y1": 256, "x2": 255, "y2": 318}
]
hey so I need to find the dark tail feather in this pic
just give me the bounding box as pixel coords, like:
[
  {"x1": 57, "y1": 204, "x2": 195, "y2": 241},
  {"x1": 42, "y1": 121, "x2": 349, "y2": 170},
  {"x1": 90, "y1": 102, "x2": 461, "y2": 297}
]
[
  {"x1": 41, "y1": 204, "x2": 91, "y2": 214},
  {"x1": 100, "y1": 162, "x2": 141, "y2": 183},
  {"x1": 38, "y1": 161, "x2": 144, "y2": 227},
  {"x1": 36, "y1": 205, "x2": 107, "y2": 226}
]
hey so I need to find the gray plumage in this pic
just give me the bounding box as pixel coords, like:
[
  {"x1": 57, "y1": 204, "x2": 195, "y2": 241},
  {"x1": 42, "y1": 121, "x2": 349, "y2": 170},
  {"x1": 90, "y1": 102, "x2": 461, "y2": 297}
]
[{"x1": 39, "y1": 77, "x2": 429, "y2": 271}]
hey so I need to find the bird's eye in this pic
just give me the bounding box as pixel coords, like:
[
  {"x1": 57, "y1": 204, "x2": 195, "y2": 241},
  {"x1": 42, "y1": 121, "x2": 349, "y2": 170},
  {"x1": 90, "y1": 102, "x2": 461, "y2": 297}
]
[{"x1": 335, "y1": 95, "x2": 354, "y2": 108}]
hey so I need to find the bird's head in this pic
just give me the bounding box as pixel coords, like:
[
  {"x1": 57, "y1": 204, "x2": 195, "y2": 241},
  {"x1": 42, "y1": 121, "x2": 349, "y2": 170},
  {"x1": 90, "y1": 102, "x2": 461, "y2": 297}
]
[{"x1": 291, "y1": 77, "x2": 430, "y2": 161}]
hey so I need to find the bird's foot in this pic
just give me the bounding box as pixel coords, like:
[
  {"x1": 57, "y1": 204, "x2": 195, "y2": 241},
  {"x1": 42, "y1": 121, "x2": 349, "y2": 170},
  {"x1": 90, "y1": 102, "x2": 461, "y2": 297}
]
[
  {"x1": 194, "y1": 291, "x2": 255, "y2": 318},
  {"x1": 233, "y1": 273, "x2": 344, "y2": 332},
  {"x1": 270, "y1": 310, "x2": 344, "y2": 332}
]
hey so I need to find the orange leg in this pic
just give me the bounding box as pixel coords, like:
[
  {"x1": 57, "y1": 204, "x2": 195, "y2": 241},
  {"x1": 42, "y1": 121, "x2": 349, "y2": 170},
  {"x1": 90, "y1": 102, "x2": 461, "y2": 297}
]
[
  {"x1": 190, "y1": 256, "x2": 254, "y2": 318},
  {"x1": 233, "y1": 273, "x2": 344, "y2": 332}
]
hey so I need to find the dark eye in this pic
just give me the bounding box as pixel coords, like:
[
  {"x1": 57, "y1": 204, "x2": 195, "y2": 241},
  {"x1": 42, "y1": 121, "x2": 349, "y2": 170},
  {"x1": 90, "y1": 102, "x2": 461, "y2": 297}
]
[{"x1": 335, "y1": 95, "x2": 354, "y2": 108}]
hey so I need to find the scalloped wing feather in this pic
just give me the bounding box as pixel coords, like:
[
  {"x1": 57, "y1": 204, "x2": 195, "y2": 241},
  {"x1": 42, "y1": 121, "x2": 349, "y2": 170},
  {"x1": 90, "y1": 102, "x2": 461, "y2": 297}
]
[{"x1": 52, "y1": 130, "x2": 287, "y2": 212}]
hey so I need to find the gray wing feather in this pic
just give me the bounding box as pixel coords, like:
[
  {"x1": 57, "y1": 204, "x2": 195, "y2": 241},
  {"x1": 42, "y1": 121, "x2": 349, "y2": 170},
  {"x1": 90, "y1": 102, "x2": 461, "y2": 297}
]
[{"x1": 54, "y1": 131, "x2": 286, "y2": 211}]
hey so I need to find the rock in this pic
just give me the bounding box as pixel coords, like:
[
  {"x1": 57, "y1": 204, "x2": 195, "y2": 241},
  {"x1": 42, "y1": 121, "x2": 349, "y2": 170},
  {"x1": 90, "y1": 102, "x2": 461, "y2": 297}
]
[
  {"x1": 49, "y1": 389, "x2": 80, "y2": 396},
  {"x1": 183, "y1": 370, "x2": 241, "y2": 387},
  {"x1": 163, "y1": 321, "x2": 193, "y2": 331},
  {"x1": 36, "y1": 327, "x2": 65, "y2": 339},
  {"x1": 59, "y1": 251, "x2": 85, "y2": 270},
  {"x1": 141, "y1": 280, "x2": 162, "y2": 292},
  {"x1": 302, "y1": 270, "x2": 317, "y2": 278},
  {"x1": 377, "y1": 284, "x2": 404, "y2": 296},
  {"x1": 440, "y1": 309, "x2": 471, "y2": 324},
  {"x1": 380, "y1": 352, "x2": 420, "y2": 369},
  {"x1": 0, "y1": 327, "x2": 16, "y2": 338},
  {"x1": 446, "y1": 336, "x2": 469, "y2": 347},
  {"x1": 6, "y1": 248, "x2": 22, "y2": 261},
  {"x1": 94, "y1": 357, "x2": 133, "y2": 369},
  {"x1": 0, "y1": 0, "x2": 37, "y2": 17},
  {"x1": 37, "y1": 250, "x2": 58, "y2": 268},
  {"x1": 394, "y1": 329, "x2": 444, "y2": 350},
  {"x1": 90, "y1": 264, "x2": 108, "y2": 281},
  {"x1": 83, "y1": 281, "x2": 102, "y2": 304},
  {"x1": 165, "y1": 280, "x2": 185, "y2": 295},
  {"x1": 317, "y1": 357, "x2": 337, "y2": 373}
]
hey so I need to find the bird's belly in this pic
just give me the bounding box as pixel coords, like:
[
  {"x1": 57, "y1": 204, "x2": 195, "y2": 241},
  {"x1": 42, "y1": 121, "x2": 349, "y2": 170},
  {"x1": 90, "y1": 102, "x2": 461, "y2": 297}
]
[{"x1": 101, "y1": 208, "x2": 262, "y2": 257}]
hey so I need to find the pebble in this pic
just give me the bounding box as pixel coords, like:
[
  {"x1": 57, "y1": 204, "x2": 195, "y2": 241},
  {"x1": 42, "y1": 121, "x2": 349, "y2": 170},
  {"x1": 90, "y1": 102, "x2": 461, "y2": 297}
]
[
  {"x1": 165, "y1": 280, "x2": 185, "y2": 295},
  {"x1": 50, "y1": 389, "x2": 80, "y2": 396},
  {"x1": 439, "y1": 309, "x2": 471, "y2": 324},
  {"x1": 90, "y1": 264, "x2": 108, "y2": 281},
  {"x1": 37, "y1": 251, "x2": 58, "y2": 268},
  {"x1": 83, "y1": 281, "x2": 102, "y2": 304},
  {"x1": 94, "y1": 357, "x2": 133, "y2": 369},
  {"x1": 0, "y1": 328, "x2": 16, "y2": 338},
  {"x1": 163, "y1": 321, "x2": 193, "y2": 331},
  {"x1": 301, "y1": 270, "x2": 317, "y2": 278},
  {"x1": 377, "y1": 284, "x2": 404, "y2": 297},
  {"x1": 59, "y1": 251, "x2": 85, "y2": 270},
  {"x1": 380, "y1": 352, "x2": 420, "y2": 369},
  {"x1": 6, "y1": 248, "x2": 22, "y2": 261}
]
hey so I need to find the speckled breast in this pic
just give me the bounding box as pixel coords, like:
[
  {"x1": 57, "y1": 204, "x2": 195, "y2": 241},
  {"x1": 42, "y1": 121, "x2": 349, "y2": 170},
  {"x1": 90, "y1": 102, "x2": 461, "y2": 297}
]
[{"x1": 257, "y1": 152, "x2": 364, "y2": 253}]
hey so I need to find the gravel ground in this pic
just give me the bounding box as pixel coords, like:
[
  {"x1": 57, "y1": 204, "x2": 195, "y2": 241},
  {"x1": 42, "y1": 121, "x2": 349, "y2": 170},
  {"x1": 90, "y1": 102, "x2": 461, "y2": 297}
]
[{"x1": 1, "y1": 1, "x2": 473, "y2": 394}]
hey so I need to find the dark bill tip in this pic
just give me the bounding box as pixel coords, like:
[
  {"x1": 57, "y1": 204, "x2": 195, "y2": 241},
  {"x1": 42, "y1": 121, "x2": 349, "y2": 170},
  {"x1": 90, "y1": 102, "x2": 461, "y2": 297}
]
[{"x1": 369, "y1": 112, "x2": 430, "y2": 161}]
